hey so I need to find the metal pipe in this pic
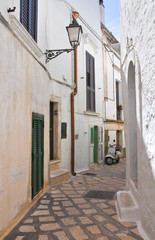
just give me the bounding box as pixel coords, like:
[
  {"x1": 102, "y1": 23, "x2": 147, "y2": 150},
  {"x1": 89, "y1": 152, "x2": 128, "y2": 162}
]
[{"x1": 71, "y1": 47, "x2": 77, "y2": 175}]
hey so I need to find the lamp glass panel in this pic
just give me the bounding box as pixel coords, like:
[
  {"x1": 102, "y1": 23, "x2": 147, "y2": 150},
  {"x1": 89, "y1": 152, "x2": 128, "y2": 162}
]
[{"x1": 67, "y1": 26, "x2": 80, "y2": 42}]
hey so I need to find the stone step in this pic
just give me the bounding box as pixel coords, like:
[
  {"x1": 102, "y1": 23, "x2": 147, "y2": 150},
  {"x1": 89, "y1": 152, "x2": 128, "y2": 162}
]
[
  {"x1": 49, "y1": 160, "x2": 61, "y2": 172},
  {"x1": 116, "y1": 191, "x2": 139, "y2": 222},
  {"x1": 50, "y1": 169, "x2": 69, "y2": 186}
]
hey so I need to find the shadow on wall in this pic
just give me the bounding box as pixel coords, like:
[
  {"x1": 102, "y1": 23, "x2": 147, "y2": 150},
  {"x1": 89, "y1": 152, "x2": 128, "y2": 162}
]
[{"x1": 122, "y1": 56, "x2": 155, "y2": 239}]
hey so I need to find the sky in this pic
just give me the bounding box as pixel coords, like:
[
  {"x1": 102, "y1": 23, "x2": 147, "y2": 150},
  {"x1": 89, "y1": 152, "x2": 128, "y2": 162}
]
[{"x1": 103, "y1": 0, "x2": 120, "y2": 41}]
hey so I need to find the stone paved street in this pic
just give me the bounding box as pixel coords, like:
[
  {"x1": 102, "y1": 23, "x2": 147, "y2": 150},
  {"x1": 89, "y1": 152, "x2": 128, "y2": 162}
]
[{"x1": 4, "y1": 159, "x2": 143, "y2": 240}]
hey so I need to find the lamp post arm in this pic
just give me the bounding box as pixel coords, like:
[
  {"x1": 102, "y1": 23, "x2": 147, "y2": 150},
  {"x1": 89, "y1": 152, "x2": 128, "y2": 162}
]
[{"x1": 45, "y1": 48, "x2": 74, "y2": 63}]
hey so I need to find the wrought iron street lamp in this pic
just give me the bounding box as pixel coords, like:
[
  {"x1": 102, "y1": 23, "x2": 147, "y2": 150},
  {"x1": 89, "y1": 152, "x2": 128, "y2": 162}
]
[{"x1": 45, "y1": 12, "x2": 83, "y2": 62}]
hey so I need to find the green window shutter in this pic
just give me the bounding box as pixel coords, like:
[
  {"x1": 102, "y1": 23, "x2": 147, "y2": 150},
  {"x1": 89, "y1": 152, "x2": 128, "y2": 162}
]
[
  {"x1": 32, "y1": 113, "x2": 44, "y2": 199},
  {"x1": 90, "y1": 127, "x2": 94, "y2": 144}
]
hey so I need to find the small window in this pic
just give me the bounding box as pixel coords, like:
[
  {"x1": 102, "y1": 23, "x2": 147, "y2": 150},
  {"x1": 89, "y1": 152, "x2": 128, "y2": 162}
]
[{"x1": 20, "y1": 0, "x2": 38, "y2": 42}]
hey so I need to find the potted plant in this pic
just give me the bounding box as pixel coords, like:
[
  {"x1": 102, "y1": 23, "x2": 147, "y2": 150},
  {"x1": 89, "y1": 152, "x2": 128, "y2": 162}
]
[{"x1": 118, "y1": 104, "x2": 123, "y2": 110}]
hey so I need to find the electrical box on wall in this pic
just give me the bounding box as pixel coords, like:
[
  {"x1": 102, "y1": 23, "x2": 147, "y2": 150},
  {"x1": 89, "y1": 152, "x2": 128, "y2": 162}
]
[{"x1": 61, "y1": 122, "x2": 67, "y2": 139}]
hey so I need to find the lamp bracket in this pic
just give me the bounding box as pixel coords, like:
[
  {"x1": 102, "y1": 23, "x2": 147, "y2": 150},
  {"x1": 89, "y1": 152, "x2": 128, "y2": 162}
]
[{"x1": 45, "y1": 48, "x2": 74, "y2": 63}]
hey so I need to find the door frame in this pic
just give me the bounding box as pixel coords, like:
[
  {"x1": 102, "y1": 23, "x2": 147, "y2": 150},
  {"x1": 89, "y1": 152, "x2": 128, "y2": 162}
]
[{"x1": 49, "y1": 97, "x2": 61, "y2": 161}]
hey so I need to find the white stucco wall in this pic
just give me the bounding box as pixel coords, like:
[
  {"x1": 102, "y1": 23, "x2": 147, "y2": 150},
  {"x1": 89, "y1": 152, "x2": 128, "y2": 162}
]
[
  {"x1": 74, "y1": 34, "x2": 104, "y2": 171},
  {"x1": 104, "y1": 45, "x2": 122, "y2": 121},
  {"x1": 120, "y1": 0, "x2": 155, "y2": 238},
  {"x1": 39, "y1": 0, "x2": 104, "y2": 172},
  {"x1": 0, "y1": 16, "x2": 49, "y2": 234},
  {"x1": 0, "y1": 0, "x2": 104, "y2": 234}
]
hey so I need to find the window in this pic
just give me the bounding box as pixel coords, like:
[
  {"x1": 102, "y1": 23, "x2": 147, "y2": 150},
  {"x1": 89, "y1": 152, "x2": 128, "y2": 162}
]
[
  {"x1": 20, "y1": 0, "x2": 38, "y2": 42},
  {"x1": 86, "y1": 51, "x2": 95, "y2": 112}
]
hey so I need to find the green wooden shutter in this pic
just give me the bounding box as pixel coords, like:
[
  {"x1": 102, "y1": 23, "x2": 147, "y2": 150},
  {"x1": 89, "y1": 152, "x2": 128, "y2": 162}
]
[
  {"x1": 32, "y1": 113, "x2": 44, "y2": 199},
  {"x1": 90, "y1": 127, "x2": 94, "y2": 144}
]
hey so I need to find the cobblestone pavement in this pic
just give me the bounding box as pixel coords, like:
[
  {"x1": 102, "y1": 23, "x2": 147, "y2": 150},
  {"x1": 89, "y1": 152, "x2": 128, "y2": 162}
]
[{"x1": 4, "y1": 159, "x2": 143, "y2": 240}]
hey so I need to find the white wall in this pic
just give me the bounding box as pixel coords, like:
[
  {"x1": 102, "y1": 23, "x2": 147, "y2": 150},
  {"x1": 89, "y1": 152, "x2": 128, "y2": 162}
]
[
  {"x1": 120, "y1": 0, "x2": 155, "y2": 238},
  {"x1": 105, "y1": 50, "x2": 121, "y2": 120},
  {"x1": 0, "y1": 0, "x2": 20, "y2": 21},
  {"x1": 0, "y1": 19, "x2": 49, "y2": 233},
  {"x1": 38, "y1": 0, "x2": 104, "y2": 172},
  {"x1": 0, "y1": 0, "x2": 104, "y2": 174},
  {"x1": 0, "y1": 0, "x2": 104, "y2": 233}
]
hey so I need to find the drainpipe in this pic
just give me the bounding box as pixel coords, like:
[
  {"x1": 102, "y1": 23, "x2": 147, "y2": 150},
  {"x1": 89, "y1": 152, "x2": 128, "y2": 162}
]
[{"x1": 71, "y1": 46, "x2": 77, "y2": 176}]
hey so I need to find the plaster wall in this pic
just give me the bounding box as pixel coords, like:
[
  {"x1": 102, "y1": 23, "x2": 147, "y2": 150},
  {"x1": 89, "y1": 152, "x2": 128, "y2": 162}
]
[
  {"x1": 104, "y1": 50, "x2": 122, "y2": 121},
  {"x1": 0, "y1": 0, "x2": 20, "y2": 21},
  {"x1": 0, "y1": 0, "x2": 104, "y2": 172},
  {"x1": 120, "y1": 0, "x2": 155, "y2": 238},
  {"x1": 50, "y1": 82, "x2": 73, "y2": 171},
  {"x1": 40, "y1": 0, "x2": 104, "y2": 172},
  {"x1": 0, "y1": 0, "x2": 104, "y2": 234},
  {"x1": 74, "y1": 23, "x2": 104, "y2": 171},
  {"x1": 0, "y1": 20, "x2": 49, "y2": 234},
  {"x1": 38, "y1": 0, "x2": 102, "y2": 82}
]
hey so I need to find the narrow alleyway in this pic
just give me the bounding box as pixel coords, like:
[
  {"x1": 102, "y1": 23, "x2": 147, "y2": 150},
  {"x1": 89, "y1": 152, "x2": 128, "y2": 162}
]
[{"x1": 4, "y1": 159, "x2": 143, "y2": 240}]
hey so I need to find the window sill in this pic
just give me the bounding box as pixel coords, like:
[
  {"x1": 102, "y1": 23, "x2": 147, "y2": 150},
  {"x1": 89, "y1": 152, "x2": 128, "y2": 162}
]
[
  {"x1": 83, "y1": 111, "x2": 99, "y2": 117},
  {"x1": 9, "y1": 14, "x2": 43, "y2": 59}
]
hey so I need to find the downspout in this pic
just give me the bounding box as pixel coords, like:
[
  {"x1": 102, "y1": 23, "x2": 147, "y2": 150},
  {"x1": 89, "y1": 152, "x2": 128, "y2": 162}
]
[{"x1": 71, "y1": 46, "x2": 78, "y2": 176}]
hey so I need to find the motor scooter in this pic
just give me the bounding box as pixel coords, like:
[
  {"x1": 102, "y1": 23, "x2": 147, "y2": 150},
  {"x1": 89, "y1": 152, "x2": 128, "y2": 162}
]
[{"x1": 105, "y1": 140, "x2": 121, "y2": 165}]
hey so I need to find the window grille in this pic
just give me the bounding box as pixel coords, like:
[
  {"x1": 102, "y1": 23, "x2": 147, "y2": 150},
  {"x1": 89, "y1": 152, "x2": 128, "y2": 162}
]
[{"x1": 20, "y1": 0, "x2": 38, "y2": 42}]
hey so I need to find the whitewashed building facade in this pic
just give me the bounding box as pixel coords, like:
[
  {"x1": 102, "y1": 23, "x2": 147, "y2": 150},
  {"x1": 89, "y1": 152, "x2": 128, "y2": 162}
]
[
  {"x1": 117, "y1": 1, "x2": 155, "y2": 239},
  {"x1": 0, "y1": 0, "x2": 104, "y2": 236},
  {"x1": 101, "y1": 22, "x2": 125, "y2": 158}
]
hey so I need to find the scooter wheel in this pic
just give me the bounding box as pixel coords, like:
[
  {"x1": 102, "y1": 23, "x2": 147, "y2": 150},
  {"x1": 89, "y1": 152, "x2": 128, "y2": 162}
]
[{"x1": 106, "y1": 157, "x2": 113, "y2": 165}]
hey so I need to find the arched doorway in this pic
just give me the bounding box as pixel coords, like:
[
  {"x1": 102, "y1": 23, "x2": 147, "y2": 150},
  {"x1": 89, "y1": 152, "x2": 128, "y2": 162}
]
[{"x1": 128, "y1": 61, "x2": 138, "y2": 184}]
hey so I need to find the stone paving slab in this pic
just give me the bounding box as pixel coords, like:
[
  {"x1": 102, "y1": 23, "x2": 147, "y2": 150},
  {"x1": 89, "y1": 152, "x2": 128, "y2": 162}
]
[{"x1": 4, "y1": 159, "x2": 143, "y2": 240}]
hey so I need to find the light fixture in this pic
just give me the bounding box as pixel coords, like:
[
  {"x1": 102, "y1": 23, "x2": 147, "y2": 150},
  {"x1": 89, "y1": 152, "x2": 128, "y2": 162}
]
[
  {"x1": 66, "y1": 18, "x2": 83, "y2": 48},
  {"x1": 45, "y1": 12, "x2": 83, "y2": 63}
]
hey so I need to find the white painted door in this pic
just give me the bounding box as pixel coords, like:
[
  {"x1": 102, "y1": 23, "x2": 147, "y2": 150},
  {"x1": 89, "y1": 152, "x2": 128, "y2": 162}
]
[
  {"x1": 98, "y1": 127, "x2": 104, "y2": 163},
  {"x1": 89, "y1": 126, "x2": 94, "y2": 165}
]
